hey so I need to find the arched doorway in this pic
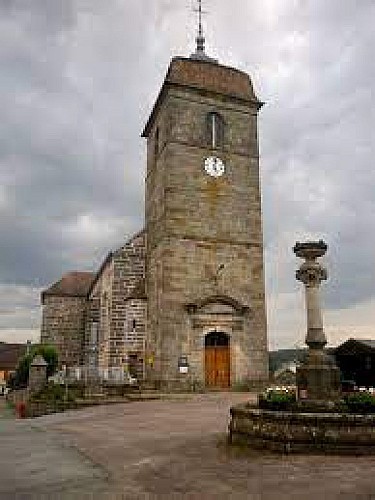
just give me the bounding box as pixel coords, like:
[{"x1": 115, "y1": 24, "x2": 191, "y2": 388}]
[{"x1": 205, "y1": 331, "x2": 230, "y2": 388}]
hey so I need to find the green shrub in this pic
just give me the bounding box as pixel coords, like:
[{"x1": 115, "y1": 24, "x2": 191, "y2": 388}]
[
  {"x1": 344, "y1": 392, "x2": 375, "y2": 413},
  {"x1": 259, "y1": 389, "x2": 297, "y2": 411},
  {"x1": 10, "y1": 344, "x2": 58, "y2": 389},
  {"x1": 30, "y1": 383, "x2": 76, "y2": 403}
]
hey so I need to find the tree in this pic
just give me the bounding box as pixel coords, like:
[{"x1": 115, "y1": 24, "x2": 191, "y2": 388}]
[{"x1": 10, "y1": 344, "x2": 58, "y2": 389}]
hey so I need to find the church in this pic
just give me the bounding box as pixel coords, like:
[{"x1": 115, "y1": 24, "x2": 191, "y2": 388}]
[{"x1": 41, "y1": 21, "x2": 269, "y2": 390}]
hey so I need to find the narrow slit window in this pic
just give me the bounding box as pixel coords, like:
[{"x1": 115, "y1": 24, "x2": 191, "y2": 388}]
[
  {"x1": 206, "y1": 112, "x2": 224, "y2": 149},
  {"x1": 154, "y1": 127, "x2": 160, "y2": 157}
]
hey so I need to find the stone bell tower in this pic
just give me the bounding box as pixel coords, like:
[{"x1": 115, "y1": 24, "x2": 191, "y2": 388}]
[{"x1": 142, "y1": 29, "x2": 268, "y2": 389}]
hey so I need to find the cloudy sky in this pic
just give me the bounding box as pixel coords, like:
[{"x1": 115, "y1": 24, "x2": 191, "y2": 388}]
[{"x1": 1, "y1": 0, "x2": 374, "y2": 349}]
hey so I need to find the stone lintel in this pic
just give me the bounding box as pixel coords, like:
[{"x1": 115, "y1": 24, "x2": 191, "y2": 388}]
[
  {"x1": 186, "y1": 294, "x2": 249, "y2": 315},
  {"x1": 191, "y1": 315, "x2": 243, "y2": 330}
]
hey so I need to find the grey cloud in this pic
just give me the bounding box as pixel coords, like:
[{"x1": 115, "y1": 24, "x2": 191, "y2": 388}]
[
  {"x1": 254, "y1": 1, "x2": 375, "y2": 310},
  {"x1": 0, "y1": 0, "x2": 150, "y2": 291},
  {"x1": 0, "y1": 284, "x2": 41, "y2": 329},
  {"x1": 0, "y1": 0, "x2": 374, "y2": 344}
]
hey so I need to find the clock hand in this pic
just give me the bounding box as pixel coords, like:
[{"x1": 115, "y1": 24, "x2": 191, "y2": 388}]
[{"x1": 213, "y1": 157, "x2": 218, "y2": 173}]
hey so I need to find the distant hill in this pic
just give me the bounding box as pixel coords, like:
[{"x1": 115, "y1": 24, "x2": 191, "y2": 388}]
[
  {"x1": 269, "y1": 347, "x2": 336, "y2": 373},
  {"x1": 269, "y1": 349, "x2": 306, "y2": 373}
]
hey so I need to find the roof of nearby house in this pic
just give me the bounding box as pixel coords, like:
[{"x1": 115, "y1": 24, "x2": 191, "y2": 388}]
[
  {"x1": 358, "y1": 340, "x2": 375, "y2": 349},
  {"x1": 0, "y1": 342, "x2": 26, "y2": 370},
  {"x1": 334, "y1": 338, "x2": 375, "y2": 354},
  {"x1": 126, "y1": 278, "x2": 146, "y2": 300},
  {"x1": 41, "y1": 271, "x2": 95, "y2": 303}
]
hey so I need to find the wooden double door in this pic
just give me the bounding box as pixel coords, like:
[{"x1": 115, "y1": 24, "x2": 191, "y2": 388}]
[{"x1": 205, "y1": 332, "x2": 230, "y2": 388}]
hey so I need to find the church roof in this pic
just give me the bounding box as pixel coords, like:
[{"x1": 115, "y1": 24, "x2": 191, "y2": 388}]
[
  {"x1": 41, "y1": 271, "x2": 95, "y2": 303},
  {"x1": 142, "y1": 56, "x2": 262, "y2": 138},
  {"x1": 168, "y1": 57, "x2": 257, "y2": 101},
  {"x1": 87, "y1": 229, "x2": 146, "y2": 297}
]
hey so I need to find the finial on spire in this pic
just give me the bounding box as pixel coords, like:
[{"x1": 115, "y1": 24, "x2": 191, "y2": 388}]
[
  {"x1": 190, "y1": 0, "x2": 218, "y2": 62},
  {"x1": 196, "y1": 0, "x2": 205, "y2": 54}
]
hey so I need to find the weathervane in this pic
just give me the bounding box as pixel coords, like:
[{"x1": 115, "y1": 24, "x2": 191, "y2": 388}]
[
  {"x1": 195, "y1": 0, "x2": 205, "y2": 55},
  {"x1": 190, "y1": 0, "x2": 217, "y2": 62}
]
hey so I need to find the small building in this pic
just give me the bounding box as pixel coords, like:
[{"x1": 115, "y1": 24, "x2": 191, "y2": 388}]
[
  {"x1": 334, "y1": 339, "x2": 375, "y2": 388},
  {"x1": 41, "y1": 271, "x2": 95, "y2": 368},
  {"x1": 0, "y1": 342, "x2": 26, "y2": 391}
]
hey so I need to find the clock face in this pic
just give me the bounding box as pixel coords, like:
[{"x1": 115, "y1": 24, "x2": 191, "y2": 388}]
[{"x1": 204, "y1": 156, "x2": 225, "y2": 177}]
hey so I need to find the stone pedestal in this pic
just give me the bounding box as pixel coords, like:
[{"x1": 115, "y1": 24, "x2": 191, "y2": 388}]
[
  {"x1": 296, "y1": 349, "x2": 340, "y2": 406},
  {"x1": 294, "y1": 241, "x2": 340, "y2": 405}
]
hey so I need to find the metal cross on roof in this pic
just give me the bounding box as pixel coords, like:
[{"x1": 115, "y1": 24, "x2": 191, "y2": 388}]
[{"x1": 191, "y1": 0, "x2": 208, "y2": 59}]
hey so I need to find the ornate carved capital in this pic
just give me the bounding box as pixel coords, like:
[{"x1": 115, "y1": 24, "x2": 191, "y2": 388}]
[{"x1": 296, "y1": 263, "x2": 327, "y2": 287}]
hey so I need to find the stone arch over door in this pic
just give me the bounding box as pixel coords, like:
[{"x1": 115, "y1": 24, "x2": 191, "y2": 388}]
[
  {"x1": 204, "y1": 331, "x2": 230, "y2": 388},
  {"x1": 186, "y1": 294, "x2": 250, "y2": 388}
]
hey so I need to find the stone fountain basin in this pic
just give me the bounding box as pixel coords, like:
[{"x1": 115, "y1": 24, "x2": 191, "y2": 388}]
[{"x1": 229, "y1": 403, "x2": 375, "y2": 455}]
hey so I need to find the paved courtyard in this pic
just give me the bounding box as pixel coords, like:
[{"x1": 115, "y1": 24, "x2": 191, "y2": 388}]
[{"x1": 2, "y1": 393, "x2": 375, "y2": 498}]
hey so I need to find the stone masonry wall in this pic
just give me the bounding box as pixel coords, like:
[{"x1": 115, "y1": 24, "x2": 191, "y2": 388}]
[
  {"x1": 84, "y1": 288, "x2": 100, "y2": 367},
  {"x1": 229, "y1": 405, "x2": 375, "y2": 454},
  {"x1": 124, "y1": 298, "x2": 147, "y2": 379},
  {"x1": 88, "y1": 259, "x2": 113, "y2": 370},
  {"x1": 85, "y1": 232, "x2": 146, "y2": 372},
  {"x1": 41, "y1": 295, "x2": 87, "y2": 368},
  {"x1": 109, "y1": 231, "x2": 146, "y2": 368},
  {"x1": 145, "y1": 60, "x2": 268, "y2": 388}
]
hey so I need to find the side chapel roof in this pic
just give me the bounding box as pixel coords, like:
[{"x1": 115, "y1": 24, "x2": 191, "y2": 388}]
[
  {"x1": 87, "y1": 229, "x2": 146, "y2": 297},
  {"x1": 41, "y1": 271, "x2": 95, "y2": 303}
]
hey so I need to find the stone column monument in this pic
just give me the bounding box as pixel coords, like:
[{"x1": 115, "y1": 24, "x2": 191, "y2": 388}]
[{"x1": 293, "y1": 240, "x2": 340, "y2": 406}]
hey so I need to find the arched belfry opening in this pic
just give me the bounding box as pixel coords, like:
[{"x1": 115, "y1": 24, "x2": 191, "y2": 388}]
[{"x1": 204, "y1": 331, "x2": 230, "y2": 388}]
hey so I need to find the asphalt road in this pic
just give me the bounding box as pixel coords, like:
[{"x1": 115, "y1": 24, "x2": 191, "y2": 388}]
[{"x1": 2, "y1": 393, "x2": 375, "y2": 498}]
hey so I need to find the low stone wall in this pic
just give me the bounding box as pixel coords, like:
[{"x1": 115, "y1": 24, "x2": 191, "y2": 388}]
[
  {"x1": 102, "y1": 383, "x2": 140, "y2": 397},
  {"x1": 229, "y1": 404, "x2": 375, "y2": 454},
  {"x1": 69, "y1": 381, "x2": 140, "y2": 398},
  {"x1": 6, "y1": 383, "x2": 149, "y2": 418},
  {"x1": 26, "y1": 397, "x2": 132, "y2": 418}
]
